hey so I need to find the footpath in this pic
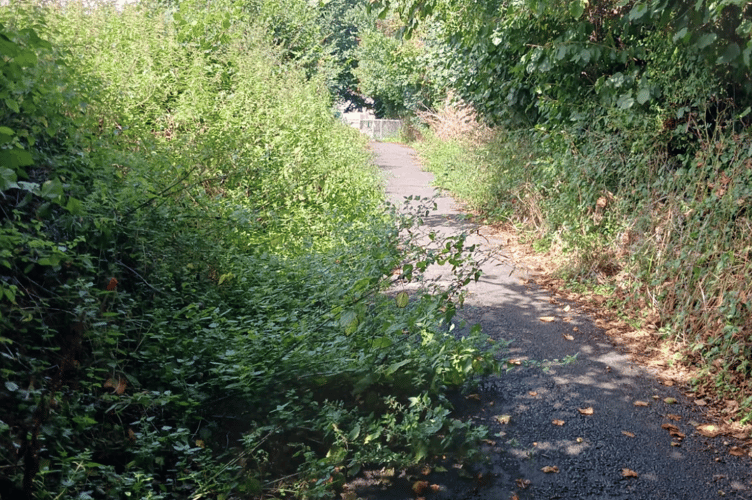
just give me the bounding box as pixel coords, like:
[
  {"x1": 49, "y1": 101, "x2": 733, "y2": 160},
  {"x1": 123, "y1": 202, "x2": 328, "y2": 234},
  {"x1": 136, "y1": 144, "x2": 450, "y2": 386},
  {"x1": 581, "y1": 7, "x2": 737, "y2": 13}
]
[{"x1": 350, "y1": 141, "x2": 752, "y2": 500}]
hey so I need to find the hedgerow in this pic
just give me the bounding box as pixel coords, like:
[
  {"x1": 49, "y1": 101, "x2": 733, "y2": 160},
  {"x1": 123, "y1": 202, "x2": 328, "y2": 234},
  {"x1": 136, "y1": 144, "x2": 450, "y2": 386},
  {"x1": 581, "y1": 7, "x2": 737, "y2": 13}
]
[
  {"x1": 374, "y1": 0, "x2": 752, "y2": 421},
  {"x1": 0, "y1": 1, "x2": 499, "y2": 498}
]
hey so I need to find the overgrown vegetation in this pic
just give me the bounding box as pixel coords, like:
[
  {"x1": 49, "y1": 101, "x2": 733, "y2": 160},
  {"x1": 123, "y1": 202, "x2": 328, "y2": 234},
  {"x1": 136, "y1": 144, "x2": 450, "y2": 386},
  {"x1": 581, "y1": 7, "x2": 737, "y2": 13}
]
[
  {"x1": 373, "y1": 0, "x2": 752, "y2": 421},
  {"x1": 0, "y1": 1, "x2": 500, "y2": 498}
]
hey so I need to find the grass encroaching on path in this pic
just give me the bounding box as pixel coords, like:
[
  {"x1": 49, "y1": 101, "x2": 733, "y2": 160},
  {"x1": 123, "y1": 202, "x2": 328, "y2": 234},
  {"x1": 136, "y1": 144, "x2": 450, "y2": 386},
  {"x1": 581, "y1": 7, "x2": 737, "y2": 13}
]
[
  {"x1": 0, "y1": 2, "x2": 499, "y2": 498},
  {"x1": 414, "y1": 96, "x2": 752, "y2": 425}
]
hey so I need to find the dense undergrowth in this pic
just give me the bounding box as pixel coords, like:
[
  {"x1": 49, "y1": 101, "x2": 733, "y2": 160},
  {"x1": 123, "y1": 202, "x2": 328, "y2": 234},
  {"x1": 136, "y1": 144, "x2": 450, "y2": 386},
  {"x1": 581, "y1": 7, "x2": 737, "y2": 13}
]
[
  {"x1": 403, "y1": 2, "x2": 752, "y2": 422},
  {"x1": 0, "y1": 1, "x2": 500, "y2": 498}
]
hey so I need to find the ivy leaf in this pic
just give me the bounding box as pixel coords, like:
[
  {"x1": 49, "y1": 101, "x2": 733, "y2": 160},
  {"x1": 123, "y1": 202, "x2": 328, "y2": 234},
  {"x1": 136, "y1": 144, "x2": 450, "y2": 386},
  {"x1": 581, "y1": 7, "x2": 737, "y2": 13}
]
[
  {"x1": 672, "y1": 27, "x2": 689, "y2": 43},
  {"x1": 617, "y1": 93, "x2": 635, "y2": 109},
  {"x1": 695, "y1": 33, "x2": 717, "y2": 50},
  {"x1": 636, "y1": 87, "x2": 651, "y2": 105},
  {"x1": 717, "y1": 43, "x2": 740, "y2": 65}
]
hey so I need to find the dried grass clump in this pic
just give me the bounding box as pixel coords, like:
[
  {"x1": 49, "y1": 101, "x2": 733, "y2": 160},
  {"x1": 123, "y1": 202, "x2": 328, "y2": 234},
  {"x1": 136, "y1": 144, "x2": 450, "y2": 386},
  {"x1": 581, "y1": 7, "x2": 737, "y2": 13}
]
[{"x1": 417, "y1": 94, "x2": 492, "y2": 145}]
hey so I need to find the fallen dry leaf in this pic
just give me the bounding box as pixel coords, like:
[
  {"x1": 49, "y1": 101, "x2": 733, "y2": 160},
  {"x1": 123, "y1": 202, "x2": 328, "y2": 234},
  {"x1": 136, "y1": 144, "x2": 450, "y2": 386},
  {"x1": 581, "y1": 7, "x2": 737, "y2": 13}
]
[
  {"x1": 622, "y1": 468, "x2": 639, "y2": 478},
  {"x1": 552, "y1": 419, "x2": 565, "y2": 426},
  {"x1": 482, "y1": 439, "x2": 497, "y2": 446},
  {"x1": 622, "y1": 431, "x2": 635, "y2": 438},
  {"x1": 421, "y1": 465, "x2": 431, "y2": 475},
  {"x1": 666, "y1": 414, "x2": 682, "y2": 421},
  {"x1": 671, "y1": 441, "x2": 682, "y2": 447},
  {"x1": 539, "y1": 316, "x2": 556, "y2": 323},
  {"x1": 466, "y1": 393, "x2": 481, "y2": 401},
  {"x1": 661, "y1": 423, "x2": 686, "y2": 440},
  {"x1": 564, "y1": 305, "x2": 571, "y2": 312},
  {"x1": 528, "y1": 391, "x2": 538, "y2": 397},
  {"x1": 511, "y1": 496, "x2": 520, "y2": 500},
  {"x1": 430, "y1": 484, "x2": 441, "y2": 492},
  {"x1": 633, "y1": 401, "x2": 649, "y2": 407},
  {"x1": 412, "y1": 481, "x2": 429, "y2": 494},
  {"x1": 578, "y1": 407, "x2": 594, "y2": 415},
  {"x1": 695, "y1": 399, "x2": 708, "y2": 406},
  {"x1": 563, "y1": 334, "x2": 574, "y2": 341},
  {"x1": 104, "y1": 377, "x2": 127, "y2": 395},
  {"x1": 508, "y1": 359, "x2": 522, "y2": 366},
  {"x1": 494, "y1": 414, "x2": 511, "y2": 425},
  {"x1": 541, "y1": 466, "x2": 559, "y2": 473},
  {"x1": 696, "y1": 424, "x2": 722, "y2": 438},
  {"x1": 515, "y1": 478, "x2": 531, "y2": 489},
  {"x1": 664, "y1": 397, "x2": 677, "y2": 404},
  {"x1": 729, "y1": 446, "x2": 746, "y2": 457},
  {"x1": 573, "y1": 326, "x2": 579, "y2": 332}
]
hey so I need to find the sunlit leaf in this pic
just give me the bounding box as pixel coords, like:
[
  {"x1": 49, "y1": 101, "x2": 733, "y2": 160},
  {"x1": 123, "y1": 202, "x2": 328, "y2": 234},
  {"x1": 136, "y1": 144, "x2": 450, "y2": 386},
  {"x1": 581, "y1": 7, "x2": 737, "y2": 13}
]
[
  {"x1": 494, "y1": 414, "x2": 511, "y2": 424},
  {"x1": 569, "y1": 0, "x2": 585, "y2": 19},
  {"x1": 696, "y1": 424, "x2": 721, "y2": 437}
]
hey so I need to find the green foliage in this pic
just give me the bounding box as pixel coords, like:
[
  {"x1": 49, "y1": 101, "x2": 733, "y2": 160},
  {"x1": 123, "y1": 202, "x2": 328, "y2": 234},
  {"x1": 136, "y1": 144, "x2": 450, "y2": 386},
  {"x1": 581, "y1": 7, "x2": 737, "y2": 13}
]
[
  {"x1": 377, "y1": 0, "x2": 752, "y2": 128},
  {"x1": 0, "y1": 2, "x2": 500, "y2": 498},
  {"x1": 396, "y1": 0, "x2": 752, "y2": 421},
  {"x1": 314, "y1": 0, "x2": 378, "y2": 108},
  {"x1": 354, "y1": 26, "x2": 437, "y2": 117}
]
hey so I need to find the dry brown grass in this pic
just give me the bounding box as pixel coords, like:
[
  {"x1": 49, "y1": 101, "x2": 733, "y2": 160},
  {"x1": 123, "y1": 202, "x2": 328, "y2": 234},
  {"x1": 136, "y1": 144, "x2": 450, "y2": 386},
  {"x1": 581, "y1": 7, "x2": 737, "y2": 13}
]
[{"x1": 416, "y1": 94, "x2": 492, "y2": 145}]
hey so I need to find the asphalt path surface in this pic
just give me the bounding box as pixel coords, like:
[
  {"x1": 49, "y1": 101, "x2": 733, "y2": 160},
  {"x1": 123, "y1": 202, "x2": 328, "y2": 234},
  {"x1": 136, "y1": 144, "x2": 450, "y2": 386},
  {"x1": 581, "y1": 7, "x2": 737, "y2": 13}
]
[{"x1": 350, "y1": 141, "x2": 752, "y2": 500}]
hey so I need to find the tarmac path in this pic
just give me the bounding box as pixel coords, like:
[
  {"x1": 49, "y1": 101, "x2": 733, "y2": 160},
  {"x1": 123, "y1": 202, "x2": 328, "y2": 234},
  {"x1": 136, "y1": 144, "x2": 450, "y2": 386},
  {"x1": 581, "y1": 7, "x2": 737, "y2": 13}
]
[{"x1": 351, "y1": 141, "x2": 752, "y2": 500}]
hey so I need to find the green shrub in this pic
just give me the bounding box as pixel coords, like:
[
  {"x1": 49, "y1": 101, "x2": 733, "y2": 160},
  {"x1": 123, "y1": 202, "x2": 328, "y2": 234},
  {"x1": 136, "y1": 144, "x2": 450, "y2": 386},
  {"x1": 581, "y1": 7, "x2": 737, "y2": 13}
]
[{"x1": 0, "y1": 2, "x2": 500, "y2": 498}]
